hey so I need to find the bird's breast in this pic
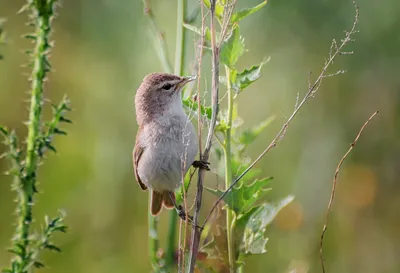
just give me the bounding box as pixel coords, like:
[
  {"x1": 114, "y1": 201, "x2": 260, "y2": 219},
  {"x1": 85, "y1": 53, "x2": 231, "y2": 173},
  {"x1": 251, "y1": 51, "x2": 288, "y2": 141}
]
[{"x1": 137, "y1": 114, "x2": 198, "y2": 191}]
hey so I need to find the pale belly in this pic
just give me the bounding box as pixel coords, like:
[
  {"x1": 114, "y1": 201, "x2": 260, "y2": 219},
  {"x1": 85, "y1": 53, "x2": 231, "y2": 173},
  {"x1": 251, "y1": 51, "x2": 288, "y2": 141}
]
[{"x1": 137, "y1": 119, "x2": 198, "y2": 191}]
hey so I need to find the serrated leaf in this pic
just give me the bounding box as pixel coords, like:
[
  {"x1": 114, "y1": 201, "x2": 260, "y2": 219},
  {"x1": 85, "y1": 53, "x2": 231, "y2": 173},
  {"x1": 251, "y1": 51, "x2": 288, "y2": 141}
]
[
  {"x1": 230, "y1": 158, "x2": 261, "y2": 184},
  {"x1": 234, "y1": 57, "x2": 270, "y2": 93},
  {"x1": 199, "y1": 225, "x2": 228, "y2": 263},
  {"x1": 220, "y1": 26, "x2": 245, "y2": 68},
  {"x1": 231, "y1": 1, "x2": 268, "y2": 23},
  {"x1": 237, "y1": 115, "x2": 275, "y2": 145},
  {"x1": 206, "y1": 177, "x2": 273, "y2": 214},
  {"x1": 236, "y1": 195, "x2": 294, "y2": 256}
]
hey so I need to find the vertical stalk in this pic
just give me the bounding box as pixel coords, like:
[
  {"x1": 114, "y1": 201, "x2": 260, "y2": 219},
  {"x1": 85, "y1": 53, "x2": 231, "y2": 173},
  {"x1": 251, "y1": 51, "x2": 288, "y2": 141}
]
[
  {"x1": 149, "y1": 199, "x2": 162, "y2": 272},
  {"x1": 224, "y1": 65, "x2": 236, "y2": 273},
  {"x1": 174, "y1": 0, "x2": 186, "y2": 76},
  {"x1": 188, "y1": 1, "x2": 220, "y2": 271},
  {"x1": 14, "y1": 2, "x2": 54, "y2": 271},
  {"x1": 166, "y1": 0, "x2": 187, "y2": 270}
]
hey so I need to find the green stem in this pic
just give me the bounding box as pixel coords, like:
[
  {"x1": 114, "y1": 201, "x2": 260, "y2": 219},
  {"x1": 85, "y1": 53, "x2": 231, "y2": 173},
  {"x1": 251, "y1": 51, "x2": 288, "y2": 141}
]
[
  {"x1": 149, "y1": 198, "x2": 161, "y2": 272},
  {"x1": 174, "y1": 0, "x2": 186, "y2": 76},
  {"x1": 224, "y1": 65, "x2": 236, "y2": 273},
  {"x1": 165, "y1": 211, "x2": 177, "y2": 268},
  {"x1": 143, "y1": 0, "x2": 173, "y2": 73},
  {"x1": 13, "y1": 2, "x2": 54, "y2": 272},
  {"x1": 166, "y1": 0, "x2": 187, "y2": 270}
]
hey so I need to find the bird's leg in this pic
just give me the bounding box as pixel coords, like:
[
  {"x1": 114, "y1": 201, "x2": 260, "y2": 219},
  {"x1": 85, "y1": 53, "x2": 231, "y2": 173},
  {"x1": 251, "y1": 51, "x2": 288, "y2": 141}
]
[
  {"x1": 192, "y1": 160, "x2": 210, "y2": 171},
  {"x1": 168, "y1": 192, "x2": 203, "y2": 230}
]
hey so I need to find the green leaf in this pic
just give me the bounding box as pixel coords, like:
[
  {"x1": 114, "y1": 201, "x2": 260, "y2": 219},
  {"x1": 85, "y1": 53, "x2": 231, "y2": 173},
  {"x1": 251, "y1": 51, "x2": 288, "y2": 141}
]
[
  {"x1": 236, "y1": 195, "x2": 294, "y2": 256},
  {"x1": 237, "y1": 115, "x2": 275, "y2": 145},
  {"x1": 183, "y1": 23, "x2": 212, "y2": 46},
  {"x1": 182, "y1": 98, "x2": 212, "y2": 120},
  {"x1": 175, "y1": 170, "x2": 193, "y2": 204},
  {"x1": 234, "y1": 57, "x2": 270, "y2": 93},
  {"x1": 0, "y1": 125, "x2": 8, "y2": 136},
  {"x1": 230, "y1": 157, "x2": 261, "y2": 183},
  {"x1": 45, "y1": 244, "x2": 62, "y2": 252},
  {"x1": 231, "y1": 1, "x2": 268, "y2": 23},
  {"x1": 206, "y1": 177, "x2": 273, "y2": 214},
  {"x1": 220, "y1": 26, "x2": 245, "y2": 68},
  {"x1": 33, "y1": 261, "x2": 45, "y2": 268}
]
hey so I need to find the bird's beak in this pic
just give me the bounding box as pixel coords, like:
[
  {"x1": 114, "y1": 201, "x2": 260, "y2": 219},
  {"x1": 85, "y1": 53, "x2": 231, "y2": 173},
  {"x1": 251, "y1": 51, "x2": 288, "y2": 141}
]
[{"x1": 178, "y1": 75, "x2": 197, "y2": 89}]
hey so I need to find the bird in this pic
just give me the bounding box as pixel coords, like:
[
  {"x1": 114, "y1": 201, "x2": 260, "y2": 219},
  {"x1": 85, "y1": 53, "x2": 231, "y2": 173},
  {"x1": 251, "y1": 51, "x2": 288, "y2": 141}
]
[{"x1": 133, "y1": 72, "x2": 209, "y2": 216}]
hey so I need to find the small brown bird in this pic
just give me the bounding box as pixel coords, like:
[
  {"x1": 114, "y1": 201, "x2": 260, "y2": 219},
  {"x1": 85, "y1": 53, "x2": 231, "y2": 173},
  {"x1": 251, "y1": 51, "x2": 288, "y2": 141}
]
[{"x1": 133, "y1": 72, "x2": 208, "y2": 216}]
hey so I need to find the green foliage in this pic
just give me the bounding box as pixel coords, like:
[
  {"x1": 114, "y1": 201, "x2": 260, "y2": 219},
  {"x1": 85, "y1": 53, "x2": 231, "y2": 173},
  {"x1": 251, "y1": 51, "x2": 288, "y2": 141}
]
[
  {"x1": 236, "y1": 116, "x2": 275, "y2": 146},
  {"x1": 235, "y1": 196, "x2": 294, "y2": 257},
  {"x1": 220, "y1": 26, "x2": 245, "y2": 68},
  {"x1": 1, "y1": 1, "x2": 69, "y2": 273},
  {"x1": 183, "y1": 23, "x2": 212, "y2": 48},
  {"x1": 201, "y1": 0, "x2": 293, "y2": 269},
  {"x1": 230, "y1": 1, "x2": 268, "y2": 24},
  {"x1": 203, "y1": 0, "x2": 224, "y2": 22},
  {"x1": 206, "y1": 177, "x2": 273, "y2": 214},
  {"x1": 183, "y1": 97, "x2": 212, "y2": 120},
  {"x1": 37, "y1": 96, "x2": 72, "y2": 157}
]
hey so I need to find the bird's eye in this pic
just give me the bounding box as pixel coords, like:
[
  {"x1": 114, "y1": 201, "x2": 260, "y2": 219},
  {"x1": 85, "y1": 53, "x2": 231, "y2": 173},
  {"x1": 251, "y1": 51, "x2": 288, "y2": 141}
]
[{"x1": 162, "y1": 83, "x2": 172, "y2": 90}]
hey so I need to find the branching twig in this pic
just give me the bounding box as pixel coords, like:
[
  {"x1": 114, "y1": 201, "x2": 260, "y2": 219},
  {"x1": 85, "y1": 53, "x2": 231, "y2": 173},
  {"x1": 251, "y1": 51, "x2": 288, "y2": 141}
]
[
  {"x1": 320, "y1": 110, "x2": 378, "y2": 273},
  {"x1": 203, "y1": 1, "x2": 360, "y2": 229}
]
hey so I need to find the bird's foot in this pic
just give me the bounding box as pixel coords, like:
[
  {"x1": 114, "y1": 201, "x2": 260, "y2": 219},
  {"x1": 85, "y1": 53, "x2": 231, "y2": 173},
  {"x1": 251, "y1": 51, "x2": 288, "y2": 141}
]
[
  {"x1": 192, "y1": 160, "x2": 210, "y2": 171},
  {"x1": 176, "y1": 205, "x2": 204, "y2": 230}
]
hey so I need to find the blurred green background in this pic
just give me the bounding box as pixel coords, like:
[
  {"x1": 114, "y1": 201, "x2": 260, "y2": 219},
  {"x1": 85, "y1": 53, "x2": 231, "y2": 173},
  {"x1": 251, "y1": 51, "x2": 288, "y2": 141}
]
[{"x1": 1, "y1": 0, "x2": 399, "y2": 272}]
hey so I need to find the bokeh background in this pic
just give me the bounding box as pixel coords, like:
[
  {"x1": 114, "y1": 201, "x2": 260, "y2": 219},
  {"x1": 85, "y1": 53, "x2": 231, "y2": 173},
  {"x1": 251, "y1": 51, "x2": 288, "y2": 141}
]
[{"x1": 1, "y1": 0, "x2": 399, "y2": 272}]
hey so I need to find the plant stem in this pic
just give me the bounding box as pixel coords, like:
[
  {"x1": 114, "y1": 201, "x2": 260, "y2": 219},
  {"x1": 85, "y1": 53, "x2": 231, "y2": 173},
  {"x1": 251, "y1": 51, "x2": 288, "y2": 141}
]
[
  {"x1": 174, "y1": 0, "x2": 186, "y2": 76},
  {"x1": 166, "y1": 0, "x2": 187, "y2": 270},
  {"x1": 166, "y1": 211, "x2": 177, "y2": 269},
  {"x1": 149, "y1": 199, "x2": 161, "y2": 271},
  {"x1": 224, "y1": 65, "x2": 236, "y2": 273},
  {"x1": 188, "y1": 0, "x2": 220, "y2": 270},
  {"x1": 14, "y1": 2, "x2": 54, "y2": 271},
  {"x1": 143, "y1": 0, "x2": 173, "y2": 73}
]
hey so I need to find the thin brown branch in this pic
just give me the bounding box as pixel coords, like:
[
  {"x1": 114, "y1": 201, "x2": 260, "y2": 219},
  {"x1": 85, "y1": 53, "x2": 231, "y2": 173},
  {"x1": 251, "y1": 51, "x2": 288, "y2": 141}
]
[
  {"x1": 203, "y1": 1, "x2": 360, "y2": 229},
  {"x1": 188, "y1": 0, "x2": 220, "y2": 271},
  {"x1": 320, "y1": 110, "x2": 379, "y2": 273},
  {"x1": 179, "y1": 1, "x2": 207, "y2": 272}
]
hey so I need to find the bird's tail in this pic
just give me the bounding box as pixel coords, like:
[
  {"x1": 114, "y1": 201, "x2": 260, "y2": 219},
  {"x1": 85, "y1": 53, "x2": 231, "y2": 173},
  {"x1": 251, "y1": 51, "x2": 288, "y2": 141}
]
[{"x1": 150, "y1": 190, "x2": 176, "y2": 216}]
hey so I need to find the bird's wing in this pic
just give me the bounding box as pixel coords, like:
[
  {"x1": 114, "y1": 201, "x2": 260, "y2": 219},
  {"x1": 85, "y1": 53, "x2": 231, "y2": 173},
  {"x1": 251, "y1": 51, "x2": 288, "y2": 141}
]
[{"x1": 133, "y1": 130, "x2": 148, "y2": 191}]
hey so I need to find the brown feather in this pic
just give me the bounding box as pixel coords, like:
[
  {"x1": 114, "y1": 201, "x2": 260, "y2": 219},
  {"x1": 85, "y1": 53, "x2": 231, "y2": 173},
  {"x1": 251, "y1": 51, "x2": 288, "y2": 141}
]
[
  {"x1": 162, "y1": 191, "x2": 175, "y2": 209},
  {"x1": 133, "y1": 128, "x2": 147, "y2": 190},
  {"x1": 151, "y1": 191, "x2": 163, "y2": 216}
]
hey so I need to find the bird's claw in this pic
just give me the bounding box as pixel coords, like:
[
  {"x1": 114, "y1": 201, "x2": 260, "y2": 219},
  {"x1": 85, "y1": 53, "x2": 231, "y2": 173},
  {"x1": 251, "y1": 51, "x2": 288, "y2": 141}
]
[
  {"x1": 176, "y1": 205, "x2": 203, "y2": 230},
  {"x1": 192, "y1": 160, "x2": 210, "y2": 171}
]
